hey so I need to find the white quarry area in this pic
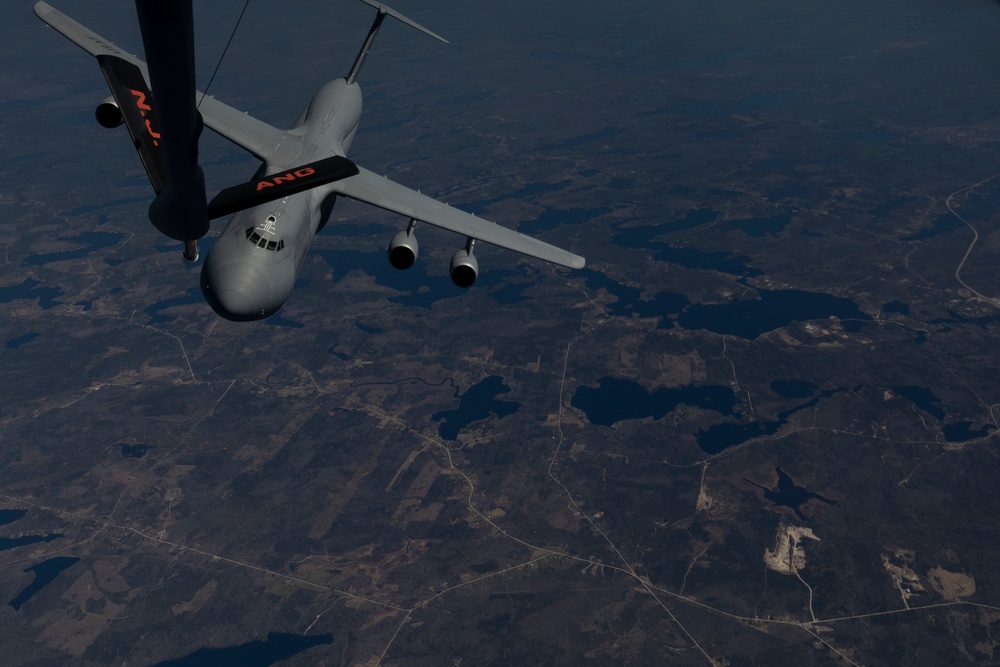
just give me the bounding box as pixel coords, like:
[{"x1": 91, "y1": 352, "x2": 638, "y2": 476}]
[{"x1": 764, "y1": 524, "x2": 820, "y2": 574}]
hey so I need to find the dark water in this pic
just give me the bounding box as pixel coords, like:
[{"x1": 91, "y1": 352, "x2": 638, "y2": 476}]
[
  {"x1": 0, "y1": 533, "x2": 64, "y2": 552},
  {"x1": 697, "y1": 389, "x2": 840, "y2": 454},
  {"x1": 697, "y1": 421, "x2": 783, "y2": 455},
  {"x1": 265, "y1": 313, "x2": 305, "y2": 329},
  {"x1": 614, "y1": 218, "x2": 765, "y2": 278},
  {"x1": 882, "y1": 300, "x2": 909, "y2": 316},
  {"x1": 355, "y1": 321, "x2": 384, "y2": 335},
  {"x1": 900, "y1": 213, "x2": 962, "y2": 242},
  {"x1": 487, "y1": 281, "x2": 533, "y2": 305},
  {"x1": 771, "y1": 379, "x2": 817, "y2": 399},
  {"x1": 652, "y1": 246, "x2": 763, "y2": 277},
  {"x1": 572, "y1": 377, "x2": 736, "y2": 427},
  {"x1": 0, "y1": 278, "x2": 62, "y2": 309},
  {"x1": 943, "y1": 421, "x2": 995, "y2": 442},
  {"x1": 578, "y1": 269, "x2": 690, "y2": 324},
  {"x1": 432, "y1": 375, "x2": 520, "y2": 441},
  {"x1": 314, "y1": 246, "x2": 462, "y2": 309},
  {"x1": 617, "y1": 208, "x2": 718, "y2": 240},
  {"x1": 119, "y1": 443, "x2": 153, "y2": 458},
  {"x1": 313, "y1": 246, "x2": 523, "y2": 309},
  {"x1": 743, "y1": 466, "x2": 836, "y2": 520},
  {"x1": 0, "y1": 510, "x2": 27, "y2": 526},
  {"x1": 8, "y1": 557, "x2": 79, "y2": 611},
  {"x1": 23, "y1": 231, "x2": 123, "y2": 266},
  {"x1": 579, "y1": 267, "x2": 870, "y2": 338},
  {"x1": 678, "y1": 289, "x2": 871, "y2": 339},
  {"x1": 892, "y1": 385, "x2": 945, "y2": 420},
  {"x1": 150, "y1": 632, "x2": 334, "y2": 667},
  {"x1": 145, "y1": 287, "x2": 204, "y2": 324},
  {"x1": 4, "y1": 332, "x2": 38, "y2": 349},
  {"x1": 731, "y1": 212, "x2": 794, "y2": 238},
  {"x1": 328, "y1": 348, "x2": 351, "y2": 361}
]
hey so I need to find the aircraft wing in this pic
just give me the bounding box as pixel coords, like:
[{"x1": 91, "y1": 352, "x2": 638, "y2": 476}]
[
  {"x1": 196, "y1": 96, "x2": 295, "y2": 163},
  {"x1": 34, "y1": 1, "x2": 288, "y2": 162},
  {"x1": 330, "y1": 167, "x2": 586, "y2": 269}
]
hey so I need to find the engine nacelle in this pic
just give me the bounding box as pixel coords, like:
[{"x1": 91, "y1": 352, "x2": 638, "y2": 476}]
[
  {"x1": 95, "y1": 96, "x2": 124, "y2": 129},
  {"x1": 449, "y1": 246, "x2": 479, "y2": 288},
  {"x1": 388, "y1": 228, "x2": 419, "y2": 269}
]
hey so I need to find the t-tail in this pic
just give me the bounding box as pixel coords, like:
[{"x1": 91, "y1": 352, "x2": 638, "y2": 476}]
[{"x1": 346, "y1": 0, "x2": 447, "y2": 85}]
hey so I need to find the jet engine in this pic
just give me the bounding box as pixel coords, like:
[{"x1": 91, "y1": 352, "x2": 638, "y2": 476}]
[
  {"x1": 95, "y1": 95, "x2": 124, "y2": 128},
  {"x1": 449, "y1": 240, "x2": 478, "y2": 288},
  {"x1": 388, "y1": 220, "x2": 419, "y2": 269}
]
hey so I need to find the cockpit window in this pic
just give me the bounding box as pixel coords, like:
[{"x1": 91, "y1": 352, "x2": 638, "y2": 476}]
[{"x1": 245, "y1": 227, "x2": 284, "y2": 252}]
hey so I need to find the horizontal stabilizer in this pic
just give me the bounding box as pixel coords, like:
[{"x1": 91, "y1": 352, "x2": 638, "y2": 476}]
[
  {"x1": 207, "y1": 155, "x2": 359, "y2": 219},
  {"x1": 357, "y1": 0, "x2": 448, "y2": 43},
  {"x1": 96, "y1": 55, "x2": 167, "y2": 194}
]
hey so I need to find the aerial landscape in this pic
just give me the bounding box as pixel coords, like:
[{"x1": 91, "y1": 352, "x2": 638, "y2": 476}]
[{"x1": 3, "y1": 0, "x2": 1000, "y2": 665}]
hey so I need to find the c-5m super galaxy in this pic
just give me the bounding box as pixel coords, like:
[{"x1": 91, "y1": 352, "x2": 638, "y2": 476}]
[{"x1": 34, "y1": 0, "x2": 584, "y2": 321}]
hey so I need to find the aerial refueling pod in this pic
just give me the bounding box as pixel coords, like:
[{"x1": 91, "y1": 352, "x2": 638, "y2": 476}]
[
  {"x1": 388, "y1": 219, "x2": 418, "y2": 269},
  {"x1": 449, "y1": 238, "x2": 478, "y2": 288},
  {"x1": 95, "y1": 95, "x2": 123, "y2": 128}
]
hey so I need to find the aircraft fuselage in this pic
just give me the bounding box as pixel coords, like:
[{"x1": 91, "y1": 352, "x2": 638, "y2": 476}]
[{"x1": 200, "y1": 78, "x2": 362, "y2": 321}]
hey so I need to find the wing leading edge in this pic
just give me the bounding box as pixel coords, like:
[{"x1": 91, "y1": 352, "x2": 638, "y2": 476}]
[{"x1": 331, "y1": 168, "x2": 585, "y2": 269}]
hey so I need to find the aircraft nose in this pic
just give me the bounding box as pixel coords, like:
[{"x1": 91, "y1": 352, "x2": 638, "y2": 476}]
[{"x1": 201, "y1": 262, "x2": 276, "y2": 321}]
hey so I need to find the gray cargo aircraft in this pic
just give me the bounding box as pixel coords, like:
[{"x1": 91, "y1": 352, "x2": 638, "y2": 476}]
[{"x1": 34, "y1": 1, "x2": 585, "y2": 321}]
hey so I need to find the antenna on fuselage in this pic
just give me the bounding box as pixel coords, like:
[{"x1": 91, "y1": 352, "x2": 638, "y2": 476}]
[{"x1": 346, "y1": 0, "x2": 448, "y2": 85}]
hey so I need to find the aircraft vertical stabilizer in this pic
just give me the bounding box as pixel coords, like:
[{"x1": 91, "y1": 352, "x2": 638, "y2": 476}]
[{"x1": 347, "y1": 0, "x2": 448, "y2": 84}]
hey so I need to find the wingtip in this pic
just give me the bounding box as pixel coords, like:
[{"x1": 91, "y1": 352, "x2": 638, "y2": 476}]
[{"x1": 33, "y1": 1, "x2": 52, "y2": 19}]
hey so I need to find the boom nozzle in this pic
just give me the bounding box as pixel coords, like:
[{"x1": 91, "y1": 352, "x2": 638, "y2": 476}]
[{"x1": 183, "y1": 239, "x2": 199, "y2": 262}]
